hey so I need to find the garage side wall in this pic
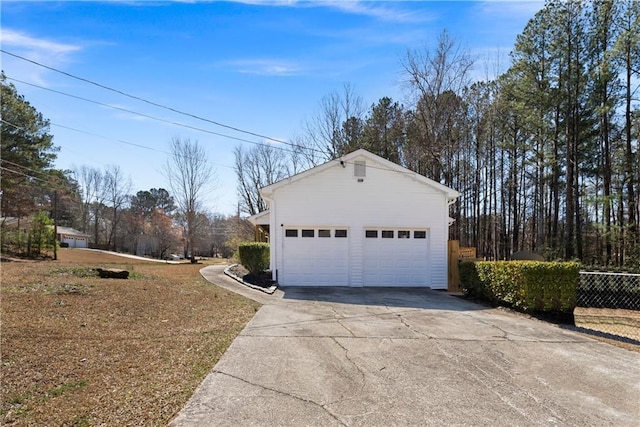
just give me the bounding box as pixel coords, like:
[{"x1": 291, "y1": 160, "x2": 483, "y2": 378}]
[{"x1": 269, "y1": 157, "x2": 451, "y2": 288}]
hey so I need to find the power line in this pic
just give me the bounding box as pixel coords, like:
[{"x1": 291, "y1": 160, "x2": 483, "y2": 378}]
[
  {"x1": 5, "y1": 76, "x2": 302, "y2": 154},
  {"x1": 2, "y1": 118, "x2": 235, "y2": 171},
  {"x1": 0, "y1": 166, "x2": 49, "y2": 183},
  {"x1": 1, "y1": 158, "x2": 50, "y2": 177},
  {"x1": 0, "y1": 154, "x2": 75, "y2": 192},
  {"x1": 1, "y1": 49, "x2": 316, "y2": 152},
  {"x1": 52, "y1": 122, "x2": 170, "y2": 155},
  {"x1": 2, "y1": 61, "x2": 422, "y2": 179},
  {"x1": 5, "y1": 115, "x2": 416, "y2": 179}
]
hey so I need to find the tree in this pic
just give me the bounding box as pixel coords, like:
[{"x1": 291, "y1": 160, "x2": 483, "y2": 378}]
[
  {"x1": 28, "y1": 211, "x2": 55, "y2": 257},
  {"x1": 0, "y1": 73, "x2": 58, "y2": 218},
  {"x1": 361, "y1": 97, "x2": 406, "y2": 164},
  {"x1": 302, "y1": 83, "x2": 365, "y2": 163},
  {"x1": 163, "y1": 137, "x2": 215, "y2": 262},
  {"x1": 587, "y1": 0, "x2": 621, "y2": 263},
  {"x1": 402, "y1": 29, "x2": 474, "y2": 183},
  {"x1": 208, "y1": 214, "x2": 233, "y2": 258},
  {"x1": 104, "y1": 165, "x2": 131, "y2": 251},
  {"x1": 615, "y1": 0, "x2": 640, "y2": 258},
  {"x1": 124, "y1": 188, "x2": 177, "y2": 256},
  {"x1": 234, "y1": 144, "x2": 289, "y2": 216},
  {"x1": 149, "y1": 208, "x2": 179, "y2": 259},
  {"x1": 130, "y1": 188, "x2": 175, "y2": 219},
  {"x1": 74, "y1": 166, "x2": 101, "y2": 234},
  {"x1": 42, "y1": 169, "x2": 81, "y2": 229}
]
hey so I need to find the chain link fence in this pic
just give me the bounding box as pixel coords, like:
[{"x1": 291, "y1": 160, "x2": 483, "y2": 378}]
[{"x1": 575, "y1": 272, "x2": 640, "y2": 343}]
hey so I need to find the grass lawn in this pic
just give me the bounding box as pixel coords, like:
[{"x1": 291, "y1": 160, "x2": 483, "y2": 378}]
[{"x1": 0, "y1": 249, "x2": 260, "y2": 426}]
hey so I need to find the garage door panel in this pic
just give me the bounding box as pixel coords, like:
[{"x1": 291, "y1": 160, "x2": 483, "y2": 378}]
[
  {"x1": 363, "y1": 229, "x2": 429, "y2": 287},
  {"x1": 282, "y1": 227, "x2": 429, "y2": 287},
  {"x1": 282, "y1": 228, "x2": 349, "y2": 286}
]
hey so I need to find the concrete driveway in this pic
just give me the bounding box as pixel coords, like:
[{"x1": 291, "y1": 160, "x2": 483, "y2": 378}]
[{"x1": 169, "y1": 265, "x2": 640, "y2": 426}]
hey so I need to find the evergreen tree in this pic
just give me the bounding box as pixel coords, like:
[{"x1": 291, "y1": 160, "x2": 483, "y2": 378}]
[{"x1": 0, "y1": 73, "x2": 58, "y2": 218}]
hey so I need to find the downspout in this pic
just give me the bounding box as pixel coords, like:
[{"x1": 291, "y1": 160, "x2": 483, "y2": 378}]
[{"x1": 262, "y1": 192, "x2": 277, "y2": 282}]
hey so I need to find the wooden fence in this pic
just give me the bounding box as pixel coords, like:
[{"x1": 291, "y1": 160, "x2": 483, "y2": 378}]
[{"x1": 448, "y1": 241, "x2": 477, "y2": 292}]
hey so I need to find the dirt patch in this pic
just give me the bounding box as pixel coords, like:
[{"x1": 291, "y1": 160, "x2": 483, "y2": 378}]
[
  {"x1": 1, "y1": 249, "x2": 260, "y2": 426},
  {"x1": 574, "y1": 307, "x2": 640, "y2": 344}
]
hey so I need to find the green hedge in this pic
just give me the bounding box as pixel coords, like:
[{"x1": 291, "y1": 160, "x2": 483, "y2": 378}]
[
  {"x1": 238, "y1": 242, "x2": 270, "y2": 275},
  {"x1": 460, "y1": 261, "x2": 581, "y2": 313}
]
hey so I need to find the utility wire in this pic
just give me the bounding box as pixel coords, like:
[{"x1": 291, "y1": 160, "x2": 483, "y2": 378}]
[
  {"x1": 51, "y1": 123, "x2": 235, "y2": 170},
  {"x1": 4, "y1": 115, "x2": 416, "y2": 179},
  {"x1": 2, "y1": 59, "x2": 423, "y2": 179},
  {"x1": 1, "y1": 49, "x2": 317, "y2": 152},
  {"x1": 0, "y1": 166, "x2": 49, "y2": 183},
  {"x1": 1, "y1": 158, "x2": 50, "y2": 177},
  {"x1": 5, "y1": 76, "x2": 304, "y2": 155},
  {"x1": 2, "y1": 118, "x2": 235, "y2": 170}
]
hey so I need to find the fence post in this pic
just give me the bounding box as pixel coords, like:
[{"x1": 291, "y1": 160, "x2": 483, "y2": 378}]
[{"x1": 448, "y1": 240, "x2": 461, "y2": 292}]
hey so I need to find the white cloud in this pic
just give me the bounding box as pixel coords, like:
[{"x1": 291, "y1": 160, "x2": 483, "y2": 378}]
[
  {"x1": 230, "y1": 0, "x2": 434, "y2": 23},
  {"x1": 231, "y1": 0, "x2": 299, "y2": 5},
  {"x1": 2, "y1": 29, "x2": 81, "y2": 55},
  {"x1": 475, "y1": 0, "x2": 544, "y2": 19},
  {"x1": 225, "y1": 58, "x2": 304, "y2": 76},
  {"x1": 324, "y1": 1, "x2": 434, "y2": 24},
  {"x1": 1, "y1": 29, "x2": 82, "y2": 86}
]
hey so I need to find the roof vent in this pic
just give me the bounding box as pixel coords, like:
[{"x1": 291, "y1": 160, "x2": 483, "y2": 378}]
[{"x1": 354, "y1": 160, "x2": 366, "y2": 178}]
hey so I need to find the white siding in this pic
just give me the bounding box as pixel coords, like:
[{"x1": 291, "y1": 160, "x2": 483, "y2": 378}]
[
  {"x1": 268, "y1": 155, "x2": 451, "y2": 289},
  {"x1": 61, "y1": 235, "x2": 88, "y2": 249}
]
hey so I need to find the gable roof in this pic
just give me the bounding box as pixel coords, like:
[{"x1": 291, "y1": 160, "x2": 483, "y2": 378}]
[
  {"x1": 260, "y1": 149, "x2": 459, "y2": 202},
  {"x1": 57, "y1": 226, "x2": 91, "y2": 237},
  {"x1": 247, "y1": 209, "x2": 270, "y2": 226},
  {"x1": 1, "y1": 218, "x2": 92, "y2": 237}
]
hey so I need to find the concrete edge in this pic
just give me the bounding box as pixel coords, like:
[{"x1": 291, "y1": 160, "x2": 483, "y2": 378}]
[
  {"x1": 223, "y1": 264, "x2": 278, "y2": 295},
  {"x1": 76, "y1": 248, "x2": 182, "y2": 264}
]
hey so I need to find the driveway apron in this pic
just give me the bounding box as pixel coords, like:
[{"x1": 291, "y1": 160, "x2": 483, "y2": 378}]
[{"x1": 169, "y1": 265, "x2": 640, "y2": 426}]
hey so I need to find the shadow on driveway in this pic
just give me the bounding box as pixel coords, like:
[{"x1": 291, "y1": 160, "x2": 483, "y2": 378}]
[{"x1": 281, "y1": 286, "x2": 487, "y2": 311}]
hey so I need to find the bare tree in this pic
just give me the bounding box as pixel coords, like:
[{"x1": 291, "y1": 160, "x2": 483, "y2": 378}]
[
  {"x1": 286, "y1": 133, "x2": 313, "y2": 175},
  {"x1": 73, "y1": 165, "x2": 103, "y2": 235},
  {"x1": 104, "y1": 165, "x2": 131, "y2": 251},
  {"x1": 149, "y1": 208, "x2": 180, "y2": 259},
  {"x1": 302, "y1": 82, "x2": 365, "y2": 164},
  {"x1": 402, "y1": 29, "x2": 474, "y2": 182},
  {"x1": 234, "y1": 143, "x2": 289, "y2": 215},
  {"x1": 163, "y1": 137, "x2": 215, "y2": 262}
]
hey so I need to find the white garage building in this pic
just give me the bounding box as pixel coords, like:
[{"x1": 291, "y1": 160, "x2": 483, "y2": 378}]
[
  {"x1": 57, "y1": 226, "x2": 91, "y2": 248},
  {"x1": 250, "y1": 149, "x2": 459, "y2": 289}
]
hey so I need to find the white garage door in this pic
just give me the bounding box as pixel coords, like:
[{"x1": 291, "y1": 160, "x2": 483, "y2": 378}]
[
  {"x1": 363, "y1": 229, "x2": 430, "y2": 287},
  {"x1": 282, "y1": 227, "x2": 349, "y2": 286}
]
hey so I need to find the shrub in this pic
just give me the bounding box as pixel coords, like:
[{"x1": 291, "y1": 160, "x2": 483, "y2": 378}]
[
  {"x1": 237, "y1": 242, "x2": 269, "y2": 275},
  {"x1": 459, "y1": 262, "x2": 486, "y2": 300},
  {"x1": 460, "y1": 261, "x2": 581, "y2": 313}
]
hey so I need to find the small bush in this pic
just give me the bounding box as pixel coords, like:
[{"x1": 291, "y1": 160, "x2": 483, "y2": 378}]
[
  {"x1": 460, "y1": 261, "x2": 581, "y2": 313},
  {"x1": 459, "y1": 262, "x2": 487, "y2": 300},
  {"x1": 237, "y1": 242, "x2": 269, "y2": 275}
]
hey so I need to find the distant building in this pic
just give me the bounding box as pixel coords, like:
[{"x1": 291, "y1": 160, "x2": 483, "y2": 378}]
[{"x1": 57, "y1": 226, "x2": 91, "y2": 249}]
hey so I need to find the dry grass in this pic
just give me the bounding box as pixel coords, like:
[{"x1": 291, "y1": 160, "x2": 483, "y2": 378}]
[
  {"x1": 574, "y1": 307, "x2": 640, "y2": 351},
  {"x1": 0, "y1": 249, "x2": 260, "y2": 426}
]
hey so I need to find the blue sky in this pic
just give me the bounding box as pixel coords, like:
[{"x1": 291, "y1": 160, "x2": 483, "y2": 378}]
[{"x1": 1, "y1": 1, "x2": 543, "y2": 215}]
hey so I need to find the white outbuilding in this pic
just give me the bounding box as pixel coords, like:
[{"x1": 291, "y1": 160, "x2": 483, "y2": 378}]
[
  {"x1": 250, "y1": 149, "x2": 459, "y2": 289},
  {"x1": 57, "y1": 226, "x2": 91, "y2": 249}
]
